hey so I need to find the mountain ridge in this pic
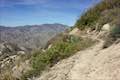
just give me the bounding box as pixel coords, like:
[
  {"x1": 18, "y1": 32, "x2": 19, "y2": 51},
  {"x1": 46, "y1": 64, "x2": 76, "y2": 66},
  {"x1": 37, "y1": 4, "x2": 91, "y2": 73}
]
[{"x1": 0, "y1": 23, "x2": 68, "y2": 50}]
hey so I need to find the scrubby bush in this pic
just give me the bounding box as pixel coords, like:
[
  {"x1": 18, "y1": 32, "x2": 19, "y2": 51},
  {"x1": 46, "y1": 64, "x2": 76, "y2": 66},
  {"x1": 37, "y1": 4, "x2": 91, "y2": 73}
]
[
  {"x1": 0, "y1": 70, "x2": 17, "y2": 80},
  {"x1": 75, "y1": 8, "x2": 100, "y2": 30},
  {"x1": 110, "y1": 23, "x2": 120, "y2": 38}
]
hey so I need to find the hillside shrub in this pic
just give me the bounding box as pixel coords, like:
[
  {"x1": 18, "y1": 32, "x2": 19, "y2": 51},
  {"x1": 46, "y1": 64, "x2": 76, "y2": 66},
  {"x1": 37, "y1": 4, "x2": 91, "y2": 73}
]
[
  {"x1": 110, "y1": 23, "x2": 120, "y2": 38},
  {"x1": 0, "y1": 70, "x2": 17, "y2": 80}
]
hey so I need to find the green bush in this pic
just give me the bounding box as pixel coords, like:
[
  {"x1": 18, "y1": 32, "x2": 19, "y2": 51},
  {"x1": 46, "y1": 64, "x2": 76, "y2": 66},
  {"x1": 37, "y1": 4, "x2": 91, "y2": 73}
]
[{"x1": 110, "y1": 24, "x2": 120, "y2": 38}]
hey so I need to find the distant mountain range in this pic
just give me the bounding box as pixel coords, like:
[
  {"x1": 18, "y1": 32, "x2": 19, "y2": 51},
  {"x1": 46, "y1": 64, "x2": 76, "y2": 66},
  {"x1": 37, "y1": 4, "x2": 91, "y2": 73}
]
[{"x1": 0, "y1": 24, "x2": 68, "y2": 51}]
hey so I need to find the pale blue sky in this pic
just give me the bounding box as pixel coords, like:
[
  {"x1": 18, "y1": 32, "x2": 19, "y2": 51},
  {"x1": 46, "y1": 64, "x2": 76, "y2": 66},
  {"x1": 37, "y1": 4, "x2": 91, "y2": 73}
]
[{"x1": 0, "y1": 0, "x2": 100, "y2": 26}]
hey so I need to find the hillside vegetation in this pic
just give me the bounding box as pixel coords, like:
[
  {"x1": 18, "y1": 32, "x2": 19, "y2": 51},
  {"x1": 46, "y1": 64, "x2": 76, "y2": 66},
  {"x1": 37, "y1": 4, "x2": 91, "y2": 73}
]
[{"x1": 75, "y1": 0, "x2": 120, "y2": 30}]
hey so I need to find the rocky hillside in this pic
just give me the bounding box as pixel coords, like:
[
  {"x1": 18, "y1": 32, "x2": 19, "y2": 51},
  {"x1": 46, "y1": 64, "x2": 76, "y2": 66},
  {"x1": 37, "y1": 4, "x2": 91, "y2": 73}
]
[
  {"x1": 0, "y1": 42, "x2": 27, "y2": 61},
  {"x1": 36, "y1": 37, "x2": 120, "y2": 80},
  {"x1": 0, "y1": 24, "x2": 67, "y2": 50}
]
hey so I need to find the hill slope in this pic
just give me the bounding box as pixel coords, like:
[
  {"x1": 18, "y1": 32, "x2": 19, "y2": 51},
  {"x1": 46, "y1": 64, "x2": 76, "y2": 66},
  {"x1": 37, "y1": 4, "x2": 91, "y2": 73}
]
[
  {"x1": 36, "y1": 40, "x2": 120, "y2": 80},
  {"x1": 75, "y1": 0, "x2": 120, "y2": 30}
]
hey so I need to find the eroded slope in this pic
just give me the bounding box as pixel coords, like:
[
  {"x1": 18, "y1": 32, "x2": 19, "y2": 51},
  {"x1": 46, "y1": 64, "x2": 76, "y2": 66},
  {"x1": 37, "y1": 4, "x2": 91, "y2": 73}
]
[{"x1": 36, "y1": 40, "x2": 120, "y2": 80}]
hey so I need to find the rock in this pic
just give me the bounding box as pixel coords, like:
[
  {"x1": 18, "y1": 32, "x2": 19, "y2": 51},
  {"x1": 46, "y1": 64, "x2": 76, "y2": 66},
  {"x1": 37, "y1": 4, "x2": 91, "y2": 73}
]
[
  {"x1": 9, "y1": 55, "x2": 17, "y2": 59},
  {"x1": 102, "y1": 23, "x2": 111, "y2": 31},
  {"x1": 19, "y1": 47, "x2": 27, "y2": 51},
  {"x1": 0, "y1": 51, "x2": 2, "y2": 55},
  {"x1": 48, "y1": 44, "x2": 52, "y2": 49},
  {"x1": 69, "y1": 28, "x2": 81, "y2": 36},
  {"x1": 17, "y1": 51, "x2": 25, "y2": 55}
]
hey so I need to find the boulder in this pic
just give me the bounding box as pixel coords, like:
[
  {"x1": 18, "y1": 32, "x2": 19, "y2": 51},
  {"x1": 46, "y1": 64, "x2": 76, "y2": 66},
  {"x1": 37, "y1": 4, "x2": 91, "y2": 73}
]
[
  {"x1": 102, "y1": 23, "x2": 111, "y2": 31},
  {"x1": 17, "y1": 51, "x2": 25, "y2": 55},
  {"x1": 69, "y1": 28, "x2": 81, "y2": 36}
]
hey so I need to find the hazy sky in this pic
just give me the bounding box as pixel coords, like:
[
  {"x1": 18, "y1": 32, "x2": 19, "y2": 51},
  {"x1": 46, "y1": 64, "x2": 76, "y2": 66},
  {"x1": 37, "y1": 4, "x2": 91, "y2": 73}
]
[{"x1": 0, "y1": 0, "x2": 100, "y2": 26}]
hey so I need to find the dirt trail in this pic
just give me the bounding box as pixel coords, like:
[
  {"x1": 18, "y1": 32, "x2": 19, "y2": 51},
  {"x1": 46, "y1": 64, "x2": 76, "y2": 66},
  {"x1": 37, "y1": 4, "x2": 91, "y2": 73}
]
[{"x1": 35, "y1": 40, "x2": 120, "y2": 80}]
